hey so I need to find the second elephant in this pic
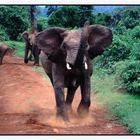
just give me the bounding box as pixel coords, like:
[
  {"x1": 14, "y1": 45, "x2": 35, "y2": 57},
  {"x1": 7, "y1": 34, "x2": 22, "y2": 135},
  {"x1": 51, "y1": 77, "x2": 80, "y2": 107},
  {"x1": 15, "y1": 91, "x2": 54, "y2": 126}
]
[{"x1": 22, "y1": 31, "x2": 40, "y2": 65}]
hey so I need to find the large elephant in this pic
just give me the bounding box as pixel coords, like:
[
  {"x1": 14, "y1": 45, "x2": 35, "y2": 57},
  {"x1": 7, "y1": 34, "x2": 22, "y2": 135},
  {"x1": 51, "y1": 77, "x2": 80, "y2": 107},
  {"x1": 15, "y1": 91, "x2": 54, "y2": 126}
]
[
  {"x1": 0, "y1": 42, "x2": 10, "y2": 65},
  {"x1": 22, "y1": 31, "x2": 40, "y2": 65},
  {"x1": 36, "y1": 21, "x2": 112, "y2": 121}
]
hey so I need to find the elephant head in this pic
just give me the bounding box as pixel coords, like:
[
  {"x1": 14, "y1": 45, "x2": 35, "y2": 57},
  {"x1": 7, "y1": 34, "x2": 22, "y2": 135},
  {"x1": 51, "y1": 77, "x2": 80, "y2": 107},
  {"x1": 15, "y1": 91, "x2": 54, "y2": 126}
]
[
  {"x1": 22, "y1": 31, "x2": 36, "y2": 46},
  {"x1": 36, "y1": 21, "x2": 112, "y2": 69},
  {"x1": 22, "y1": 31, "x2": 40, "y2": 65}
]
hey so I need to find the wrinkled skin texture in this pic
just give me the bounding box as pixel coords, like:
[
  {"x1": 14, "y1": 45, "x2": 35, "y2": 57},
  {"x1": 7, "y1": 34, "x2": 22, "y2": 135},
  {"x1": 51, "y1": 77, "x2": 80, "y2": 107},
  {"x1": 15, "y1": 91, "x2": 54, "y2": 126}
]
[
  {"x1": 22, "y1": 31, "x2": 40, "y2": 65},
  {"x1": 36, "y1": 22, "x2": 112, "y2": 120},
  {"x1": 0, "y1": 42, "x2": 9, "y2": 65}
]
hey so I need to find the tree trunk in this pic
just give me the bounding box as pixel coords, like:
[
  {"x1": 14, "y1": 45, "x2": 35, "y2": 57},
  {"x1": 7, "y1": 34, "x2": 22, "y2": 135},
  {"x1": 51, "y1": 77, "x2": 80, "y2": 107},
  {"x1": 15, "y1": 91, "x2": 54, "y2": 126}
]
[{"x1": 30, "y1": 6, "x2": 36, "y2": 34}]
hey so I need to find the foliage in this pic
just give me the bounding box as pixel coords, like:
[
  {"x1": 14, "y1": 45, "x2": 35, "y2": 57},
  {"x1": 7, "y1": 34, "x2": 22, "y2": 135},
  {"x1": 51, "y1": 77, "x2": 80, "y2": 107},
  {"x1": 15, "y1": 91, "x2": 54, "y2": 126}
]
[
  {"x1": 0, "y1": 6, "x2": 30, "y2": 40},
  {"x1": 47, "y1": 6, "x2": 94, "y2": 28},
  {"x1": 113, "y1": 21, "x2": 127, "y2": 34},
  {"x1": 4, "y1": 41, "x2": 25, "y2": 57},
  {"x1": 0, "y1": 25, "x2": 9, "y2": 41},
  {"x1": 37, "y1": 17, "x2": 48, "y2": 31},
  {"x1": 45, "y1": 6, "x2": 59, "y2": 16},
  {"x1": 120, "y1": 61, "x2": 140, "y2": 94},
  {"x1": 95, "y1": 34, "x2": 132, "y2": 70},
  {"x1": 112, "y1": 7, "x2": 140, "y2": 29},
  {"x1": 92, "y1": 67, "x2": 140, "y2": 134},
  {"x1": 77, "y1": 6, "x2": 94, "y2": 26},
  {"x1": 93, "y1": 12, "x2": 112, "y2": 27}
]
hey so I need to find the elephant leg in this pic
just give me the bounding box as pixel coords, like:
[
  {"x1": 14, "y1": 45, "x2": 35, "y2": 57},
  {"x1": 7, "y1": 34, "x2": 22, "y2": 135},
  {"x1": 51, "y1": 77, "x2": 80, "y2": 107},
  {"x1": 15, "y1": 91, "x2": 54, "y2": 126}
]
[
  {"x1": 52, "y1": 64, "x2": 68, "y2": 121},
  {"x1": 32, "y1": 46, "x2": 39, "y2": 66},
  {"x1": 24, "y1": 45, "x2": 29, "y2": 64},
  {"x1": 0, "y1": 48, "x2": 8, "y2": 65},
  {"x1": 65, "y1": 85, "x2": 78, "y2": 113},
  {"x1": 77, "y1": 75, "x2": 91, "y2": 117},
  {"x1": 28, "y1": 50, "x2": 33, "y2": 61}
]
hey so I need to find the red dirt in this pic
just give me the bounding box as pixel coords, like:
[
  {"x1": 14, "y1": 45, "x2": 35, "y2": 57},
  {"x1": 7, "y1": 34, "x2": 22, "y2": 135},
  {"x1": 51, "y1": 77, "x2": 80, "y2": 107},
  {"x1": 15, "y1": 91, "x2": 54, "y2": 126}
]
[{"x1": 0, "y1": 55, "x2": 128, "y2": 134}]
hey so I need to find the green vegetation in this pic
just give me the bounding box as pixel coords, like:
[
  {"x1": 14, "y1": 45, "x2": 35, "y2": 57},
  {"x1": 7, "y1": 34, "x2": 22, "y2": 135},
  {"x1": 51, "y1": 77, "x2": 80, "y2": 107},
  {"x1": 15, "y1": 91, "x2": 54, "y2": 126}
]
[
  {"x1": 37, "y1": 17, "x2": 48, "y2": 32},
  {"x1": 0, "y1": 6, "x2": 30, "y2": 41},
  {"x1": 92, "y1": 65, "x2": 140, "y2": 134},
  {"x1": 4, "y1": 41, "x2": 25, "y2": 57},
  {"x1": 0, "y1": 25, "x2": 9, "y2": 41}
]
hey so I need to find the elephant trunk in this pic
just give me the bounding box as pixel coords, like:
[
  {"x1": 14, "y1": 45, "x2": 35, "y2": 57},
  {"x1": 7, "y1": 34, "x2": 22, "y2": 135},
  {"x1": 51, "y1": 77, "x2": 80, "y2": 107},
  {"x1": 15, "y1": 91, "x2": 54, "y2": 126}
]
[{"x1": 74, "y1": 32, "x2": 88, "y2": 68}]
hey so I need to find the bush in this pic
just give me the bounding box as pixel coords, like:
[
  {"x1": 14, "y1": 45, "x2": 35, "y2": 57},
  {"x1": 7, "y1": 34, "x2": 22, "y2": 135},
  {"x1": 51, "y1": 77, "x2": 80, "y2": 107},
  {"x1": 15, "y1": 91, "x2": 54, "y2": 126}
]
[
  {"x1": 0, "y1": 6, "x2": 29, "y2": 40},
  {"x1": 114, "y1": 21, "x2": 127, "y2": 34},
  {"x1": 130, "y1": 25, "x2": 140, "y2": 39},
  {"x1": 96, "y1": 34, "x2": 132, "y2": 69},
  {"x1": 121, "y1": 61, "x2": 140, "y2": 94},
  {"x1": 0, "y1": 25, "x2": 9, "y2": 41},
  {"x1": 37, "y1": 17, "x2": 48, "y2": 31},
  {"x1": 112, "y1": 7, "x2": 140, "y2": 29},
  {"x1": 129, "y1": 43, "x2": 140, "y2": 60}
]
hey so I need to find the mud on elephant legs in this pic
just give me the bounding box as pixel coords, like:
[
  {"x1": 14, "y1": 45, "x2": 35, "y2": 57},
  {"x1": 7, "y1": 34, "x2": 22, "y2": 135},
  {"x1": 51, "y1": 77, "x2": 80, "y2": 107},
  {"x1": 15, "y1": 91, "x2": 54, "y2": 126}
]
[{"x1": 77, "y1": 75, "x2": 91, "y2": 117}]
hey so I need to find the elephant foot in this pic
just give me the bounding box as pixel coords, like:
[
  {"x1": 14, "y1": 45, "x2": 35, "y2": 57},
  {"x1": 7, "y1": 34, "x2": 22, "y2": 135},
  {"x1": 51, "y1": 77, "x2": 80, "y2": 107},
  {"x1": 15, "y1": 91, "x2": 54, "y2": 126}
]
[
  {"x1": 77, "y1": 105, "x2": 89, "y2": 118},
  {"x1": 65, "y1": 104, "x2": 73, "y2": 115},
  {"x1": 24, "y1": 59, "x2": 28, "y2": 64},
  {"x1": 56, "y1": 108, "x2": 69, "y2": 121}
]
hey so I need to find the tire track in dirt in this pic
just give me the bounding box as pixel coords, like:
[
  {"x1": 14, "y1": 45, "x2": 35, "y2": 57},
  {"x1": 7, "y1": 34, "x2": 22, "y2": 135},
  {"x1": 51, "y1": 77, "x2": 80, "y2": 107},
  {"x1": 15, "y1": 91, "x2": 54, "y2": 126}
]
[{"x1": 0, "y1": 56, "x2": 128, "y2": 134}]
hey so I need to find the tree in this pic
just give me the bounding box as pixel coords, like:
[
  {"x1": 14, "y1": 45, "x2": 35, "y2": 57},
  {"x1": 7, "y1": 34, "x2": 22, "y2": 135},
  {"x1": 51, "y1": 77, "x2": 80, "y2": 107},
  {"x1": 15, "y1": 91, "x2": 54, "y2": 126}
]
[
  {"x1": 0, "y1": 6, "x2": 30, "y2": 40},
  {"x1": 93, "y1": 12, "x2": 112, "y2": 27},
  {"x1": 47, "y1": 6, "x2": 94, "y2": 28},
  {"x1": 112, "y1": 7, "x2": 140, "y2": 29},
  {"x1": 30, "y1": 6, "x2": 37, "y2": 33},
  {"x1": 45, "y1": 6, "x2": 59, "y2": 16},
  {"x1": 77, "y1": 6, "x2": 94, "y2": 26},
  {"x1": 47, "y1": 6, "x2": 80, "y2": 28}
]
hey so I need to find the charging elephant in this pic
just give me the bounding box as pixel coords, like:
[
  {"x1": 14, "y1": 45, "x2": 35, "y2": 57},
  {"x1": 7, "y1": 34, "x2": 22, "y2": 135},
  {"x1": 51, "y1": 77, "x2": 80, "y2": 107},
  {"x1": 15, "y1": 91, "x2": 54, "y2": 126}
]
[
  {"x1": 0, "y1": 42, "x2": 10, "y2": 65},
  {"x1": 22, "y1": 31, "x2": 40, "y2": 65},
  {"x1": 36, "y1": 21, "x2": 112, "y2": 120}
]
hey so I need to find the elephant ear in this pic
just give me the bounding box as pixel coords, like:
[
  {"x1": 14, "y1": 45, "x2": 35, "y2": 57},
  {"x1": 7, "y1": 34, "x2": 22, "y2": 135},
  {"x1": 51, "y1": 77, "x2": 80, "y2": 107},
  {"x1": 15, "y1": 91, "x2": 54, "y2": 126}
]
[
  {"x1": 22, "y1": 31, "x2": 30, "y2": 45},
  {"x1": 87, "y1": 25, "x2": 113, "y2": 59},
  {"x1": 36, "y1": 27, "x2": 66, "y2": 63},
  {"x1": 22, "y1": 31, "x2": 29, "y2": 40}
]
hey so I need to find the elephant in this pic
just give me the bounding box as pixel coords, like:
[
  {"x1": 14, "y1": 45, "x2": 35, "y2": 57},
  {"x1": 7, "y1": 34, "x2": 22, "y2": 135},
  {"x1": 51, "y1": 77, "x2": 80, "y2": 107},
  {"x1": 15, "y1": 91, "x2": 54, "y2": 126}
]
[
  {"x1": 35, "y1": 21, "x2": 112, "y2": 121},
  {"x1": 0, "y1": 42, "x2": 10, "y2": 65},
  {"x1": 22, "y1": 31, "x2": 40, "y2": 65}
]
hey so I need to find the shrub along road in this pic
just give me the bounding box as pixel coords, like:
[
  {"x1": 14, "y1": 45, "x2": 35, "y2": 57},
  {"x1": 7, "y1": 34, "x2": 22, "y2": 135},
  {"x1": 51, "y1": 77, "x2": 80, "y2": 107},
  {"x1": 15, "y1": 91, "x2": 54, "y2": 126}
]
[{"x1": 0, "y1": 55, "x2": 128, "y2": 134}]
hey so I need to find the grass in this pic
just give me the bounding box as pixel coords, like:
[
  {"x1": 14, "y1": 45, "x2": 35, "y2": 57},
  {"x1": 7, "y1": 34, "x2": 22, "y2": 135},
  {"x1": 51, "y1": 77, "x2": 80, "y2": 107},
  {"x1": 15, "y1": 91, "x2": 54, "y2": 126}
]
[
  {"x1": 92, "y1": 66, "x2": 140, "y2": 134},
  {"x1": 4, "y1": 41, "x2": 25, "y2": 57},
  {"x1": 33, "y1": 66, "x2": 51, "y2": 82}
]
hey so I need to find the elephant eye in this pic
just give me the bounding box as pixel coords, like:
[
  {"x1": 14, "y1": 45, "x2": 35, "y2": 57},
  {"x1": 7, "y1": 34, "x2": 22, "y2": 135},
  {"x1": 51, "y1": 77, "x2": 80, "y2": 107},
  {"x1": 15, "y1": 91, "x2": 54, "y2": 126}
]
[{"x1": 63, "y1": 43, "x2": 69, "y2": 49}]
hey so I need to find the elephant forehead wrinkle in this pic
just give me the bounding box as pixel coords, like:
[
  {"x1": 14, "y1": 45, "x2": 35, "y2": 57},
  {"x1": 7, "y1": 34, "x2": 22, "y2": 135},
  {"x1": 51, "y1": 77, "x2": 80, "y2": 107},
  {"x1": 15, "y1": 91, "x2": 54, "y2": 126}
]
[{"x1": 64, "y1": 31, "x2": 81, "y2": 47}]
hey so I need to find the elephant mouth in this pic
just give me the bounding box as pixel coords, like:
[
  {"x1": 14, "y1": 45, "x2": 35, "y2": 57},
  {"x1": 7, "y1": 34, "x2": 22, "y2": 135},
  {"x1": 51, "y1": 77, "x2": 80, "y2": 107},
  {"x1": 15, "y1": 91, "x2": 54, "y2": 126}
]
[{"x1": 66, "y1": 61, "x2": 88, "y2": 70}]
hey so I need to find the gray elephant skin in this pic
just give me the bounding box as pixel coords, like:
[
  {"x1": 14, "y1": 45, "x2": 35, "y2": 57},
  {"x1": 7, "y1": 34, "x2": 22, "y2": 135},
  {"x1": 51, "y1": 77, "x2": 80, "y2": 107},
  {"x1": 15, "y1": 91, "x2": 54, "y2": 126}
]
[
  {"x1": 22, "y1": 31, "x2": 40, "y2": 65},
  {"x1": 36, "y1": 21, "x2": 113, "y2": 120},
  {"x1": 0, "y1": 42, "x2": 9, "y2": 65}
]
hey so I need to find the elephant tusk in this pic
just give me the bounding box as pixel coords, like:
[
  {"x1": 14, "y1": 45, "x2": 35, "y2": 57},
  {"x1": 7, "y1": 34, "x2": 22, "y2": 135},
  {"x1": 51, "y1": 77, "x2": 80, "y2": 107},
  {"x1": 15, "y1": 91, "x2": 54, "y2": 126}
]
[
  {"x1": 86, "y1": 44, "x2": 90, "y2": 51},
  {"x1": 66, "y1": 63, "x2": 72, "y2": 70},
  {"x1": 84, "y1": 62, "x2": 88, "y2": 70}
]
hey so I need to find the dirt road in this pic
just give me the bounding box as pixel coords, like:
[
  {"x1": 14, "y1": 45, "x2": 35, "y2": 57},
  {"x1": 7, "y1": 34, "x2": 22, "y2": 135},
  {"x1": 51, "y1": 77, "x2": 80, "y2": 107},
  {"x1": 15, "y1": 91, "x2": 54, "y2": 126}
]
[{"x1": 0, "y1": 56, "x2": 128, "y2": 134}]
